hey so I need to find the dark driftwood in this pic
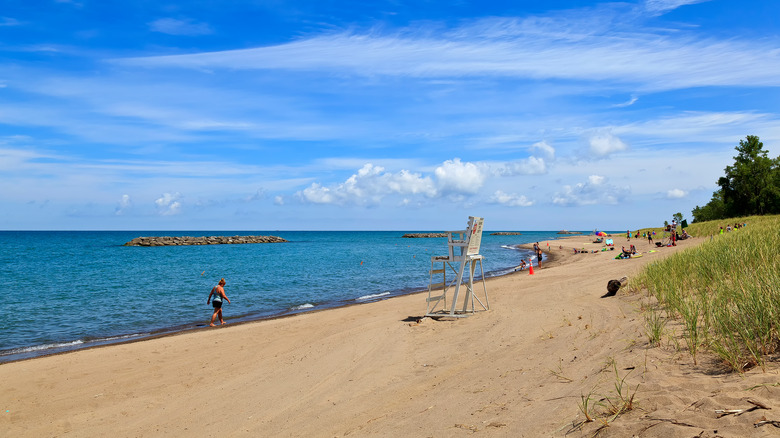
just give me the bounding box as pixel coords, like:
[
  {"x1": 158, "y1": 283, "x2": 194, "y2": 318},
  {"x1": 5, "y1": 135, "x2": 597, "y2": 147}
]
[{"x1": 601, "y1": 276, "x2": 629, "y2": 298}]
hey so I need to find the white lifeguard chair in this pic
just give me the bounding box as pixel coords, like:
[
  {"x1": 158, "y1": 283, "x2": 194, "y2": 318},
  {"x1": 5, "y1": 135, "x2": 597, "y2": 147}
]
[{"x1": 425, "y1": 216, "x2": 489, "y2": 318}]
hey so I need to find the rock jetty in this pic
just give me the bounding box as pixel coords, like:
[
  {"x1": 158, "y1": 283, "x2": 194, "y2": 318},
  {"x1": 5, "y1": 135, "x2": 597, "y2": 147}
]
[
  {"x1": 401, "y1": 233, "x2": 447, "y2": 238},
  {"x1": 490, "y1": 232, "x2": 522, "y2": 235},
  {"x1": 557, "y1": 230, "x2": 582, "y2": 235},
  {"x1": 123, "y1": 235, "x2": 288, "y2": 246}
]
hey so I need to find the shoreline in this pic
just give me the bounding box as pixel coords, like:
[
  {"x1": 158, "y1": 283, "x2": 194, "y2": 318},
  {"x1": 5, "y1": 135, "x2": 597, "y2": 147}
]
[
  {"x1": 6, "y1": 233, "x2": 747, "y2": 437},
  {"x1": 1, "y1": 238, "x2": 550, "y2": 365}
]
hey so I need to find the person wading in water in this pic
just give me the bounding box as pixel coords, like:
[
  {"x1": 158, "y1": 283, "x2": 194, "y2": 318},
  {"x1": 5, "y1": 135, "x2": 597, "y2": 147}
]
[{"x1": 207, "y1": 278, "x2": 231, "y2": 326}]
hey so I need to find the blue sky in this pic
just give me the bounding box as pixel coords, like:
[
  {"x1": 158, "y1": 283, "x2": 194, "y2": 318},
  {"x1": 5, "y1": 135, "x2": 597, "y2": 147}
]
[{"x1": 1, "y1": 0, "x2": 778, "y2": 231}]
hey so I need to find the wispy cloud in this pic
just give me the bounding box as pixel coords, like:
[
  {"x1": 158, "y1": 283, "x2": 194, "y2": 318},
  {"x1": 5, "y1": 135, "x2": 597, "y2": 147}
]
[
  {"x1": 149, "y1": 18, "x2": 213, "y2": 36},
  {"x1": 117, "y1": 13, "x2": 780, "y2": 92},
  {"x1": 644, "y1": 0, "x2": 713, "y2": 14},
  {"x1": 0, "y1": 17, "x2": 22, "y2": 26},
  {"x1": 613, "y1": 95, "x2": 639, "y2": 108}
]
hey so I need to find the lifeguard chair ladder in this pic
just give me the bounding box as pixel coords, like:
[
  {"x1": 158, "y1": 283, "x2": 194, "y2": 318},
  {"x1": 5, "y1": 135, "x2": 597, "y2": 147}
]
[{"x1": 425, "y1": 216, "x2": 489, "y2": 318}]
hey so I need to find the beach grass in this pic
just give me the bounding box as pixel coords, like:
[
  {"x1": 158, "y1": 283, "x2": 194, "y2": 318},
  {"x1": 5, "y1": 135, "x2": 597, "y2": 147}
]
[{"x1": 633, "y1": 214, "x2": 780, "y2": 372}]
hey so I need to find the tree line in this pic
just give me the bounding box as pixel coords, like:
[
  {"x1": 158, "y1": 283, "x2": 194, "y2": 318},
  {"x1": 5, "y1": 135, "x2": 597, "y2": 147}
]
[{"x1": 692, "y1": 135, "x2": 780, "y2": 222}]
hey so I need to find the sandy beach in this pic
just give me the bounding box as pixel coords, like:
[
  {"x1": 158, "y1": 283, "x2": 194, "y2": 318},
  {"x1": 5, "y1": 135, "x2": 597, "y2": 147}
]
[{"x1": 2, "y1": 233, "x2": 779, "y2": 437}]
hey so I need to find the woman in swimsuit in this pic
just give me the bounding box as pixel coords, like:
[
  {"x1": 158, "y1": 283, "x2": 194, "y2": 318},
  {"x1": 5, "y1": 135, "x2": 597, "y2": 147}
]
[{"x1": 207, "y1": 278, "x2": 231, "y2": 326}]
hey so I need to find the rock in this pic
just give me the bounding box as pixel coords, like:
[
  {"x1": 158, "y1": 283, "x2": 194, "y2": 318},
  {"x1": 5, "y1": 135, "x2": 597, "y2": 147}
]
[
  {"x1": 490, "y1": 232, "x2": 522, "y2": 235},
  {"x1": 401, "y1": 233, "x2": 447, "y2": 238},
  {"x1": 123, "y1": 235, "x2": 288, "y2": 246},
  {"x1": 557, "y1": 230, "x2": 583, "y2": 234}
]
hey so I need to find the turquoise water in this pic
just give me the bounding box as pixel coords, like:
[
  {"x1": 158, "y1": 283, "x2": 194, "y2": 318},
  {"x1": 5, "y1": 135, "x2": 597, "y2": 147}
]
[{"x1": 0, "y1": 230, "x2": 567, "y2": 362}]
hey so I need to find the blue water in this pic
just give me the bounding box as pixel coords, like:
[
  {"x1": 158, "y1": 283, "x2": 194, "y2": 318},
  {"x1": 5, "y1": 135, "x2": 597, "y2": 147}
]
[{"x1": 0, "y1": 230, "x2": 569, "y2": 362}]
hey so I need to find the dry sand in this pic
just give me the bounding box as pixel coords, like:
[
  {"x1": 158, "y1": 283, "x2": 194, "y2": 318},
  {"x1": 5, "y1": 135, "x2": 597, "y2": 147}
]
[{"x1": 2, "y1": 233, "x2": 779, "y2": 437}]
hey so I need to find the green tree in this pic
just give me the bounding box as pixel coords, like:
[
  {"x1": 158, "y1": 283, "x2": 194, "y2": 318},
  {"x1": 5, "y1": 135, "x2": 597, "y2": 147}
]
[
  {"x1": 673, "y1": 212, "x2": 684, "y2": 223},
  {"x1": 718, "y1": 135, "x2": 780, "y2": 216},
  {"x1": 692, "y1": 190, "x2": 726, "y2": 222},
  {"x1": 692, "y1": 135, "x2": 780, "y2": 222}
]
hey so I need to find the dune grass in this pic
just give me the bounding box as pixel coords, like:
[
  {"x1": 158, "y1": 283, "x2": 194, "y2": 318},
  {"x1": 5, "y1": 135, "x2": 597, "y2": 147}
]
[{"x1": 633, "y1": 214, "x2": 780, "y2": 372}]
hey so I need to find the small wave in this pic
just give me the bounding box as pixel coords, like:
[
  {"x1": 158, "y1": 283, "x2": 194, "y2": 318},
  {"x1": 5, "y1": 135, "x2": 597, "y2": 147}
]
[
  {"x1": 99, "y1": 333, "x2": 147, "y2": 342},
  {"x1": 356, "y1": 292, "x2": 390, "y2": 301},
  {"x1": 290, "y1": 303, "x2": 314, "y2": 310},
  {"x1": 1, "y1": 339, "x2": 84, "y2": 356}
]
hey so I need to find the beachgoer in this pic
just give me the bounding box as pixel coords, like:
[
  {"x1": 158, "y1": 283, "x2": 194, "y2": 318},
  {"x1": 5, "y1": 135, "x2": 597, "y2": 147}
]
[
  {"x1": 207, "y1": 278, "x2": 231, "y2": 326},
  {"x1": 647, "y1": 232, "x2": 653, "y2": 245},
  {"x1": 719, "y1": 226, "x2": 724, "y2": 235},
  {"x1": 536, "y1": 248, "x2": 543, "y2": 268},
  {"x1": 626, "y1": 230, "x2": 630, "y2": 241}
]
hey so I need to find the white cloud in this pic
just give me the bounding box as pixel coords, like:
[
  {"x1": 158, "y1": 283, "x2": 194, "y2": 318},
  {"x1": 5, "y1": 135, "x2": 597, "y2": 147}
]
[
  {"x1": 490, "y1": 156, "x2": 547, "y2": 177},
  {"x1": 149, "y1": 18, "x2": 213, "y2": 36},
  {"x1": 298, "y1": 163, "x2": 436, "y2": 205},
  {"x1": 115, "y1": 194, "x2": 132, "y2": 215},
  {"x1": 155, "y1": 192, "x2": 182, "y2": 215},
  {"x1": 667, "y1": 188, "x2": 688, "y2": 199},
  {"x1": 588, "y1": 175, "x2": 606, "y2": 185},
  {"x1": 434, "y1": 158, "x2": 486, "y2": 194},
  {"x1": 490, "y1": 190, "x2": 534, "y2": 207},
  {"x1": 245, "y1": 189, "x2": 266, "y2": 202},
  {"x1": 589, "y1": 132, "x2": 628, "y2": 156},
  {"x1": 552, "y1": 175, "x2": 630, "y2": 206},
  {"x1": 296, "y1": 157, "x2": 551, "y2": 206},
  {"x1": 274, "y1": 196, "x2": 284, "y2": 205},
  {"x1": 530, "y1": 140, "x2": 555, "y2": 160}
]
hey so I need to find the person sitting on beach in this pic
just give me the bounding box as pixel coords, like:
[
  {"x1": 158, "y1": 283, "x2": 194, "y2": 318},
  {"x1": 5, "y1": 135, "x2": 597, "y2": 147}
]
[
  {"x1": 207, "y1": 278, "x2": 231, "y2": 326},
  {"x1": 621, "y1": 246, "x2": 632, "y2": 258}
]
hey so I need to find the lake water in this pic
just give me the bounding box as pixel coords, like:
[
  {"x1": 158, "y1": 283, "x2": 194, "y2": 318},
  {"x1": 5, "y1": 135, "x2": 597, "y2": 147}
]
[{"x1": 0, "y1": 230, "x2": 571, "y2": 362}]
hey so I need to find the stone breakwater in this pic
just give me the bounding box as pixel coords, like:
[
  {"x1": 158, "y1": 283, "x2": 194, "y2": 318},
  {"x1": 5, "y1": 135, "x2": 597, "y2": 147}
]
[
  {"x1": 490, "y1": 232, "x2": 522, "y2": 235},
  {"x1": 123, "y1": 235, "x2": 288, "y2": 246},
  {"x1": 401, "y1": 233, "x2": 447, "y2": 238}
]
